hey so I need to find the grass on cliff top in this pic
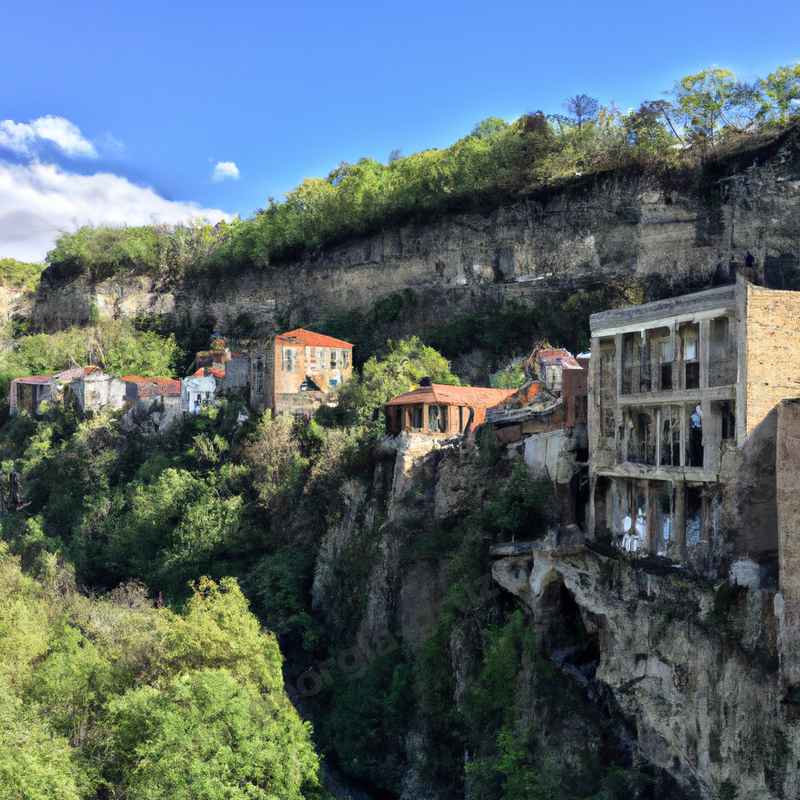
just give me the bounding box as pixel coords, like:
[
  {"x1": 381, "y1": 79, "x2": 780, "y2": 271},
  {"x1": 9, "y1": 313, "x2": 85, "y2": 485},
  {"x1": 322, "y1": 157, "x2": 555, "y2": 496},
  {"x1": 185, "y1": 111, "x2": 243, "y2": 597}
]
[
  {"x1": 0, "y1": 258, "x2": 44, "y2": 292},
  {"x1": 40, "y1": 64, "x2": 800, "y2": 284}
]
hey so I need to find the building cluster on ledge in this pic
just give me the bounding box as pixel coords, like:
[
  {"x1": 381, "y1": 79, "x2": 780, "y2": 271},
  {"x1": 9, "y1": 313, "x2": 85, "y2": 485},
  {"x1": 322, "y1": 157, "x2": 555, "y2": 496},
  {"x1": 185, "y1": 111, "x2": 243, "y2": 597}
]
[{"x1": 8, "y1": 327, "x2": 356, "y2": 430}]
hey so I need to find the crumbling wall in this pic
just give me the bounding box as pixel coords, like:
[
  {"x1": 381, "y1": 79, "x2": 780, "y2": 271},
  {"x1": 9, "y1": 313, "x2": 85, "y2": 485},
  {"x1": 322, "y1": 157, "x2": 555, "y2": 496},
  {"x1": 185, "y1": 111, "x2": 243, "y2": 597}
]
[{"x1": 777, "y1": 398, "x2": 800, "y2": 688}]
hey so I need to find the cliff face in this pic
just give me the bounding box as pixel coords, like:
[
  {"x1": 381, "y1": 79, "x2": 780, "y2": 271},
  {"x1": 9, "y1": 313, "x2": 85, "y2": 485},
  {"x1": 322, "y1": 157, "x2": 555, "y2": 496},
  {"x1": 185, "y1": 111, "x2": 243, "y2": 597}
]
[
  {"x1": 31, "y1": 128, "x2": 800, "y2": 339},
  {"x1": 494, "y1": 546, "x2": 797, "y2": 800},
  {"x1": 306, "y1": 435, "x2": 799, "y2": 800}
]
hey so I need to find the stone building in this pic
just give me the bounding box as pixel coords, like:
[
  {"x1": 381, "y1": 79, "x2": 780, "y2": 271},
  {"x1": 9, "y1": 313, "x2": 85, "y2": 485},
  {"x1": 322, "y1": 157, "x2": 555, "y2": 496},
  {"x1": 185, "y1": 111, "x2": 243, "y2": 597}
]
[
  {"x1": 68, "y1": 368, "x2": 126, "y2": 413},
  {"x1": 385, "y1": 380, "x2": 516, "y2": 436},
  {"x1": 249, "y1": 328, "x2": 353, "y2": 415},
  {"x1": 9, "y1": 366, "x2": 105, "y2": 416},
  {"x1": 532, "y1": 347, "x2": 581, "y2": 395},
  {"x1": 588, "y1": 278, "x2": 800, "y2": 577}
]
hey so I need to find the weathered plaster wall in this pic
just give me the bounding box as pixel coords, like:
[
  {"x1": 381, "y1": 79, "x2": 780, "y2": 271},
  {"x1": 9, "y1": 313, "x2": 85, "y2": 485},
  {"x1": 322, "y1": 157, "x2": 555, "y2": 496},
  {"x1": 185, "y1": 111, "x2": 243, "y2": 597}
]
[{"x1": 30, "y1": 128, "x2": 800, "y2": 338}]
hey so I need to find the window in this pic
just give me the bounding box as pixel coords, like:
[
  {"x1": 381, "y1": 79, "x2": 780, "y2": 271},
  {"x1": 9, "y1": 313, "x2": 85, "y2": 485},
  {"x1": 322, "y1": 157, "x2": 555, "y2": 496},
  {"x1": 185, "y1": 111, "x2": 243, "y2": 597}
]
[
  {"x1": 254, "y1": 358, "x2": 264, "y2": 396},
  {"x1": 330, "y1": 349, "x2": 337, "y2": 369},
  {"x1": 658, "y1": 339, "x2": 673, "y2": 391},
  {"x1": 316, "y1": 348, "x2": 323, "y2": 368},
  {"x1": 428, "y1": 405, "x2": 448, "y2": 433},
  {"x1": 660, "y1": 407, "x2": 681, "y2": 466},
  {"x1": 410, "y1": 405, "x2": 423, "y2": 430},
  {"x1": 687, "y1": 405, "x2": 704, "y2": 467},
  {"x1": 682, "y1": 326, "x2": 700, "y2": 389},
  {"x1": 282, "y1": 347, "x2": 296, "y2": 372},
  {"x1": 718, "y1": 400, "x2": 736, "y2": 441},
  {"x1": 342, "y1": 350, "x2": 350, "y2": 368}
]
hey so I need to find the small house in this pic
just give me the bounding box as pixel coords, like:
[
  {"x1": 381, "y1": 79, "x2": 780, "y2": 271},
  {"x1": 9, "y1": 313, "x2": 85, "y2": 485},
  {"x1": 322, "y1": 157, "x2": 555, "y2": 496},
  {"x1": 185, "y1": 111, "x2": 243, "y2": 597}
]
[
  {"x1": 532, "y1": 347, "x2": 580, "y2": 395},
  {"x1": 385, "y1": 380, "x2": 517, "y2": 436},
  {"x1": 68, "y1": 368, "x2": 126, "y2": 413},
  {"x1": 182, "y1": 374, "x2": 217, "y2": 414},
  {"x1": 9, "y1": 366, "x2": 105, "y2": 416}
]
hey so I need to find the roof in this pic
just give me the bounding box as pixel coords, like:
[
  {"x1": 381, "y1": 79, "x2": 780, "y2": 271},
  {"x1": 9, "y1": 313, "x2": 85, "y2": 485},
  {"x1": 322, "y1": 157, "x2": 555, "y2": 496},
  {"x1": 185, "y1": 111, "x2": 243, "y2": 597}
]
[
  {"x1": 536, "y1": 348, "x2": 579, "y2": 368},
  {"x1": 277, "y1": 328, "x2": 353, "y2": 349},
  {"x1": 193, "y1": 366, "x2": 225, "y2": 379},
  {"x1": 13, "y1": 375, "x2": 53, "y2": 385},
  {"x1": 386, "y1": 384, "x2": 517, "y2": 408},
  {"x1": 122, "y1": 376, "x2": 181, "y2": 396}
]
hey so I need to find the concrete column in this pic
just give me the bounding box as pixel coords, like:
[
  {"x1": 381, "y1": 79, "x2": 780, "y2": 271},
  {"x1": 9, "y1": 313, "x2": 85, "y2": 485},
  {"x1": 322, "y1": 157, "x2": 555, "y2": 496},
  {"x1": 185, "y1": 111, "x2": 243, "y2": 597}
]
[
  {"x1": 644, "y1": 480, "x2": 656, "y2": 554},
  {"x1": 673, "y1": 480, "x2": 687, "y2": 562},
  {"x1": 422, "y1": 403, "x2": 429, "y2": 433},
  {"x1": 700, "y1": 319, "x2": 711, "y2": 389},
  {"x1": 615, "y1": 333, "x2": 624, "y2": 397},
  {"x1": 655, "y1": 407, "x2": 662, "y2": 467}
]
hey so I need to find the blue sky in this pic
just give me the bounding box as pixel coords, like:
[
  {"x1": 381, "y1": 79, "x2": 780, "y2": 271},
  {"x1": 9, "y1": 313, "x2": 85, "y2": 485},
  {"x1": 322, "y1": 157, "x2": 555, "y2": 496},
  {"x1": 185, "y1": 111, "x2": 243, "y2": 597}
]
[{"x1": 2, "y1": 0, "x2": 799, "y2": 260}]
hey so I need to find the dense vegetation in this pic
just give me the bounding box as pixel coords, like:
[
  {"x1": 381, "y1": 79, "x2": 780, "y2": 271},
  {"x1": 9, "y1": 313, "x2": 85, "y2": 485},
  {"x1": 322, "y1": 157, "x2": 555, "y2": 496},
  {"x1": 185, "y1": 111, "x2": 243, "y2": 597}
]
[
  {"x1": 0, "y1": 320, "x2": 180, "y2": 401},
  {"x1": 0, "y1": 548, "x2": 323, "y2": 800},
  {"x1": 0, "y1": 332, "x2": 672, "y2": 800},
  {"x1": 0, "y1": 257, "x2": 45, "y2": 292},
  {"x1": 38, "y1": 64, "x2": 800, "y2": 283}
]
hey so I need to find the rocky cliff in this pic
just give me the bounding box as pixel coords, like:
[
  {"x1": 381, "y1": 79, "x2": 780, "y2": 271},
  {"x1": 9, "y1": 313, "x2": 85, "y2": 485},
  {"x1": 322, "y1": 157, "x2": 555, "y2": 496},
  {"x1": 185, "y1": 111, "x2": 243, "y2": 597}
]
[
  {"x1": 300, "y1": 432, "x2": 800, "y2": 800},
  {"x1": 30, "y1": 128, "x2": 800, "y2": 344}
]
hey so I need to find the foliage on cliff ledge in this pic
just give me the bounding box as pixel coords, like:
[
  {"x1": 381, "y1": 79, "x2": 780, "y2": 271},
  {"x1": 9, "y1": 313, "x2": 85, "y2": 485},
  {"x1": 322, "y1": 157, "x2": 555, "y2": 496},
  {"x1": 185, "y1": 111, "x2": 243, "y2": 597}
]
[
  {"x1": 0, "y1": 258, "x2": 44, "y2": 292},
  {"x1": 41, "y1": 63, "x2": 800, "y2": 283},
  {"x1": 0, "y1": 320, "x2": 180, "y2": 400},
  {"x1": 0, "y1": 548, "x2": 323, "y2": 800}
]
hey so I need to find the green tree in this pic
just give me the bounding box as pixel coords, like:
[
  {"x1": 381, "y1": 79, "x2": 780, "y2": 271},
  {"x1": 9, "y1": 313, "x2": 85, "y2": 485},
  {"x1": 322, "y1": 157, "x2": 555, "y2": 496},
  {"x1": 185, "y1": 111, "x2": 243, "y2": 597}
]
[
  {"x1": 336, "y1": 336, "x2": 459, "y2": 432},
  {"x1": 107, "y1": 668, "x2": 320, "y2": 800},
  {"x1": 673, "y1": 68, "x2": 737, "y2": 149},
  {"x1": 760, "y1": 63, "x2": 800, "y2": 124}
]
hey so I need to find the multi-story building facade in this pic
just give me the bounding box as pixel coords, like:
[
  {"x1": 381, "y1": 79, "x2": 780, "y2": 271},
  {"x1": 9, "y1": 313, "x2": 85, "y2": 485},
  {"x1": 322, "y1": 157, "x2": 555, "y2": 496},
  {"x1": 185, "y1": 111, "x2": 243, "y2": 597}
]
[
  {"x1": 588, "y1": 278, "x2": 800, "y2": 576},
  {"x1": 249, "y1": 328, "x2": 353, "y2": 415}
]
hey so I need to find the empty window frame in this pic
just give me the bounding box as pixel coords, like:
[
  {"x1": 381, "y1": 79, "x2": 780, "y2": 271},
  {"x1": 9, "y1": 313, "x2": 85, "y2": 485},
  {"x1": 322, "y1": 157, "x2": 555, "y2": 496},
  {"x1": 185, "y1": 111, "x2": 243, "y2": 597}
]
[
  {"x1": 716, "y1": 400, "x2": 736, "y2": 441},
  {"x1": 657, "y1": 337, "x2": 673, "y2": 391},
  {"x1": 682, "y1": 325, "x2": 700, "y2": 389},
  {"x1": 330, "y1": 349, "x2": 338, "y2": 369},
  {"x1": 428, "y1": 404, "x2": 449, "y2": 433},
  {"x1": 686, "y1": 405, "x2": 704, "y2": 467},
  {"x1": 660, "y1": 406, "x2": 682, "y2": 466},
  {"x1": 709, "y1": 317, "x2": 735, "y2": 386},
  {"x1": 409, "y1": 405, "x2": 424, "y2": 430},
  {"x1": 254, "y1": 358, "x2": 264, "y2": 395}
]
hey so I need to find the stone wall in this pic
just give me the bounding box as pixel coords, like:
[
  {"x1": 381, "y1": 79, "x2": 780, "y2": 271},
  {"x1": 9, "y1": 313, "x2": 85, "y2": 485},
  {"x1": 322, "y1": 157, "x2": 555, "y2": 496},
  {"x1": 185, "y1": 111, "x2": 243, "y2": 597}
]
[{"x1": 744, "y1": 282, "x2": 800, "y2": 434}]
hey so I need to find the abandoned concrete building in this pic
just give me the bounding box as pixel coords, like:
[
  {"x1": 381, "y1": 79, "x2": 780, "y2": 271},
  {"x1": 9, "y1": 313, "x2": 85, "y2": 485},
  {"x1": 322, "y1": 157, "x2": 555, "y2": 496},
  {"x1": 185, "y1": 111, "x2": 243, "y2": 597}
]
[
  {"x1": 9, "y1": 366, "x2": 107, "y2": 416},
  {"x1": 249, "y1": 328, "x2": 353, "y2": 415},
  {"x1": 588, "y1": 278, "x2": 800, "y2": 579},
  {"x1": 192, "y1": 337, "x2": 250, "y2": 395},
  {"x1": 67, "y1": 368, "x2": 126, "y2": 414},
  {"x1": 385, "y1": 380, "x2": 516, "y2": 436},
  {"x1": 532, "y1": 347, "x2": 581, "y2": 395}
]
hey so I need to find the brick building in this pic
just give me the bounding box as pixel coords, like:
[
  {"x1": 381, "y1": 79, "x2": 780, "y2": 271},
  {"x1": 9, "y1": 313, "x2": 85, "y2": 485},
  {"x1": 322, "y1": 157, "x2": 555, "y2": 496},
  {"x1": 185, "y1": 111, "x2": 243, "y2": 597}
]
[
  {"x1": 588, "y1": 278, "x2": 800, "y2": 576},
  {"x1": 249, "y1": 328, "x2": 353, "y2": 416}
]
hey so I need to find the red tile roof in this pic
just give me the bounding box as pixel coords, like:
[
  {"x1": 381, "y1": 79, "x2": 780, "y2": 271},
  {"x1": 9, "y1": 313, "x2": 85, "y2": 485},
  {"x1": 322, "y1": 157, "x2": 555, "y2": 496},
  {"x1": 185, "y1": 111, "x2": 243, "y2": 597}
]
[
  {"x1": 277, "y1": 328, "x2": 353, "y2": 349},
  {"x1": 122, "y1": 376, "x2": 181, "y2": 396},
  {"x1": 536, "y1": 348, "x2": 579, "y2": 368},
  {"x1": 193, "y1": 367, "x2": 225, "y2": 379},
  {"x1": 386, "y1": 384, "x2": 517, "y2": 408}
]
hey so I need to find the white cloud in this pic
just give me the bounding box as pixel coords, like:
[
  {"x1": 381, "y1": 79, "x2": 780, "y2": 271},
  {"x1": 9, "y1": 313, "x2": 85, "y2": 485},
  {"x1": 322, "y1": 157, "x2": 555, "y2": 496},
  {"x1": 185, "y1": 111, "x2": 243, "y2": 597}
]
[
  {"x1": 0, "y1": 115, "x2": 98, "y2": 158},
  {"x1": 211, "y1": 161, "x2": 240, "y2": 182},
  {"x1": 0, "y1": 160, "x2": 231, "y2": 262}
]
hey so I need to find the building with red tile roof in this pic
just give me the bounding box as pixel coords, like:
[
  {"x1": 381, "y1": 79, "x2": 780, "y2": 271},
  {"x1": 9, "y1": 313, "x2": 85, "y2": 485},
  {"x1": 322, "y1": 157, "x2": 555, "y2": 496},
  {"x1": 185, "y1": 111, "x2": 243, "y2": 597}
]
[
  {"x1": 385, "y1": 381, "x2": 517, "y2": 436},
  {"x1": 122, "y1": 376, "x2": 181, "y2": 400},
  {"x1": 250, "y1": 328, "x2": 354, "y2": 416}
]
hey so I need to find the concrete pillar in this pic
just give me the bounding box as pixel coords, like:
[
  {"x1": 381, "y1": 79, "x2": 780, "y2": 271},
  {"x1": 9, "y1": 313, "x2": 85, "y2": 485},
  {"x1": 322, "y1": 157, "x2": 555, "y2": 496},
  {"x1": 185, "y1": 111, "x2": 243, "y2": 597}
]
[
  {"x1": 614, "y1": 333, "x2": 624, "y2": 397},
  {"x1": 673, "y1": 480, "x2": 687, "y2": 562},
  {"x1": 645, "y1": 480, "x2": 656, "y2": 554},
  {"x1": 422, "y1": 403, "x2": 429, "y2": 433},
  {"x1": 700, "y1": 319, "x2": 711, "y2": 389}
]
